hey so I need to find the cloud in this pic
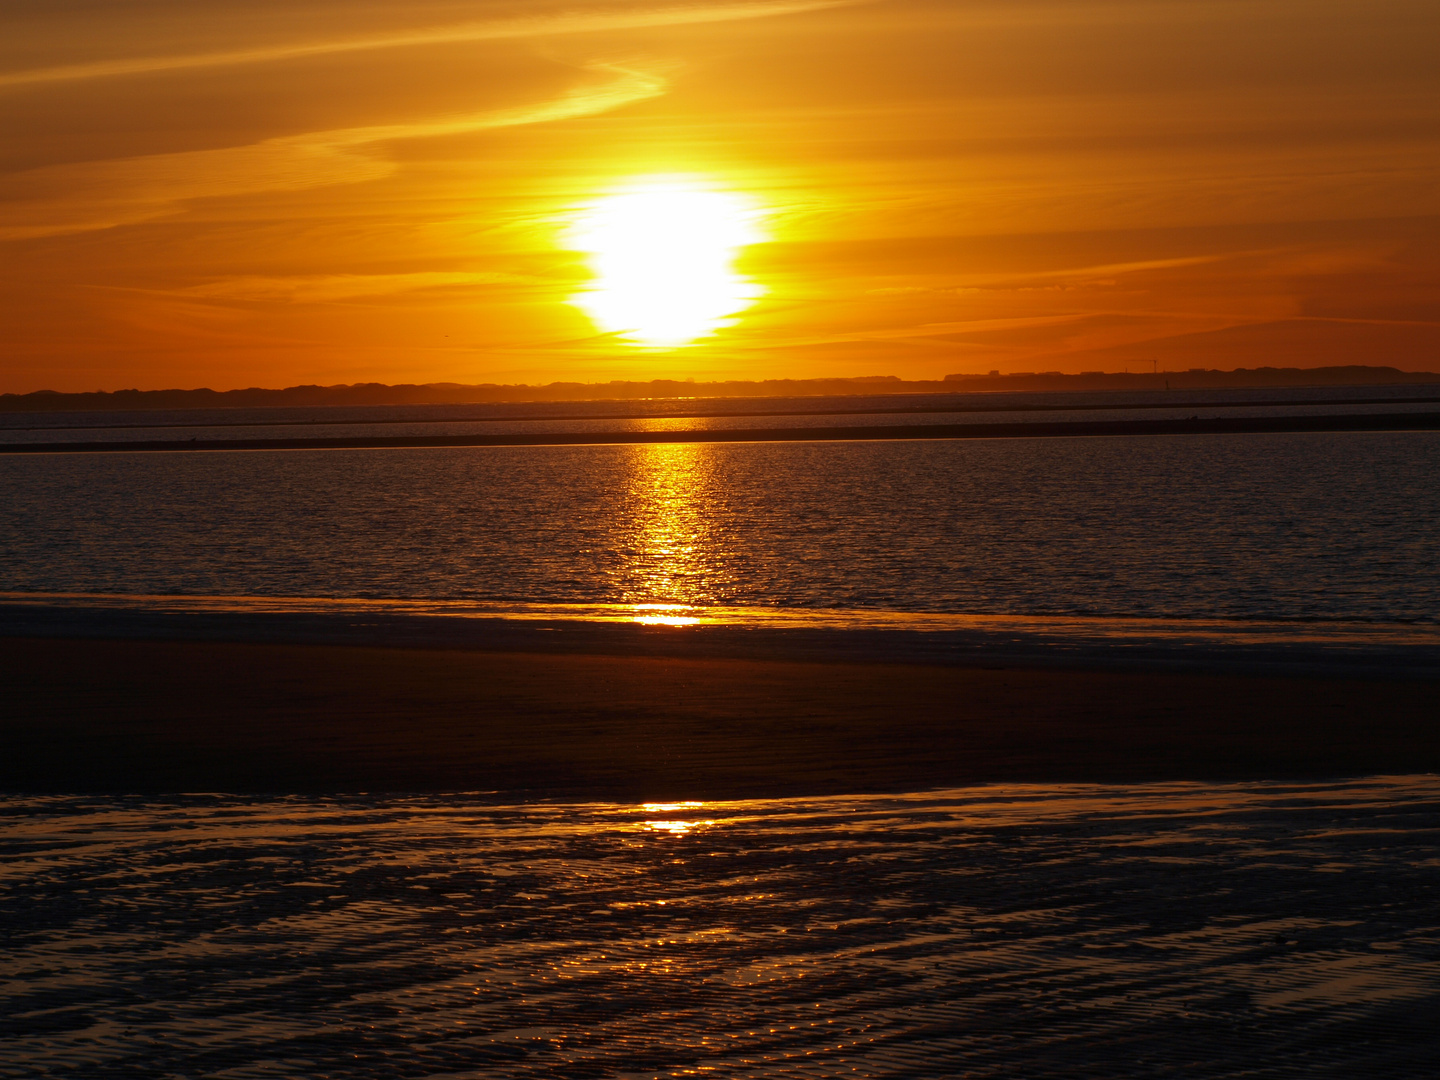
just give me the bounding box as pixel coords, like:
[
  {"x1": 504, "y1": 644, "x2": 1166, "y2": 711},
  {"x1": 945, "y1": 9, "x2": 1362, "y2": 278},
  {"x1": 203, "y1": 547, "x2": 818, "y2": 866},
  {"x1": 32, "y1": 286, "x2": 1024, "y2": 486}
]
[
  {"x1": 0, "y1": 64, "x2": 667, "y2": 241},
  {"x1": 176, "y1": 272, "x2": 541, "y2": 303},
  {"x1": 860, "y1": 255, "x2": 1239, "y2": 294},
  {"x1": 0, "y1": 1, "x2": 852, "y2": 89},
  {"x1": 980, "y1": 254, "x2": 1234, "y2": 283},
  {"x1": 829, "y1": 312, "x2": 1098, "y2": 343}
]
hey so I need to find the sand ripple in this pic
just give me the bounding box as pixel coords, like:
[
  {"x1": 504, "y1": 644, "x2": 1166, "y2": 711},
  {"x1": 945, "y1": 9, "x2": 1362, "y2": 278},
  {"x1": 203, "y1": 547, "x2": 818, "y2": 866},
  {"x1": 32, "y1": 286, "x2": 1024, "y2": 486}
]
[{"x1": 3, "y1": 778, "x2": 1439, "y2": 1077}]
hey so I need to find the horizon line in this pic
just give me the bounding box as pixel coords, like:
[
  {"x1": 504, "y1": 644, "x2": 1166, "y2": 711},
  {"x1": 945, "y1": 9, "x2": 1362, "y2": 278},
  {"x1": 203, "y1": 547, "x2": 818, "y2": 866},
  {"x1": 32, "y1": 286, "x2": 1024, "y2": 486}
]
[{"x1": 7, "y1": 364, "x2": 1440, "y2": 400}]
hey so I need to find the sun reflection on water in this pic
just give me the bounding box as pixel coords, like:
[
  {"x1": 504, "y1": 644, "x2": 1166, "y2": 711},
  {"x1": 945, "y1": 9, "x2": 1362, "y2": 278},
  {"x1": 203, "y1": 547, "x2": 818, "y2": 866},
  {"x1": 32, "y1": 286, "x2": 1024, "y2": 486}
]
[
  {"x1": 630, "y1": 604, "x2": 699, "y2": 626},
  {"x1": 619, "y1": 443, "x2": 724, "y2": 615},
  {"x1": 639, "y1": 802, "x2": 713, "y2": 835}
]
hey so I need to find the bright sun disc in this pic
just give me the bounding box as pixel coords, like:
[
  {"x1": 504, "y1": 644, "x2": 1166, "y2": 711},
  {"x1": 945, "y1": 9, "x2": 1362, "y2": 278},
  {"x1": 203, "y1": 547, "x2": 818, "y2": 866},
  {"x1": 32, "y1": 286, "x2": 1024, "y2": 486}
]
[{"x1": 568, "y1": 177, "x2": 764, "y2": 347}]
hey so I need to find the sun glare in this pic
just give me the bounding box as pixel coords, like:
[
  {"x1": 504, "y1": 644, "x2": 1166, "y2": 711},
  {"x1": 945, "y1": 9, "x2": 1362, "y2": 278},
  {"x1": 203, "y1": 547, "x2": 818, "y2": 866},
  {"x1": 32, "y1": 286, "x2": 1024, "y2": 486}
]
[{"x1": 568, "y1": 177, "x2": 765, "y2": 347}]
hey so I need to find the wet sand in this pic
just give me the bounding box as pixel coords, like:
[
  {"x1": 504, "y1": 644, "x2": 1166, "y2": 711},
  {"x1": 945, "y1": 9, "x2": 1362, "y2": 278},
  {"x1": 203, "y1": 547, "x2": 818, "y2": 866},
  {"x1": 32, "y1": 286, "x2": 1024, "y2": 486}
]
[
  {"x1": 4, "y1": 781, "x2": 1439, "y2": 1078},
  {"x1": 3, "y1": 636, "x2": 1436, "y2": 795}
]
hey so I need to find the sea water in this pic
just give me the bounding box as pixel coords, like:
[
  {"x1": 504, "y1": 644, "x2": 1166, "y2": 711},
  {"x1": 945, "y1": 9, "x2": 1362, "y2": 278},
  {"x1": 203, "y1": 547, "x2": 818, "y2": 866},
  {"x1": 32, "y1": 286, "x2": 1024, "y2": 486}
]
[{"x1": 2, "y1": 430, "x2": 1438, "y2": 625}]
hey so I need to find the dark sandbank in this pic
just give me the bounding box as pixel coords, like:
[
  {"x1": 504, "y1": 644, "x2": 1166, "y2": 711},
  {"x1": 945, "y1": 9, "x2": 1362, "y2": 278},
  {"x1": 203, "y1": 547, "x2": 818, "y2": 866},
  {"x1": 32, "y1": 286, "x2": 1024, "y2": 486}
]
[
  {"x1": 3, "y1": 636, "x2": 1436, "y2": 797},
  {"x1": 4, "y1": 409, "x2": 1440, "y2": 453}
]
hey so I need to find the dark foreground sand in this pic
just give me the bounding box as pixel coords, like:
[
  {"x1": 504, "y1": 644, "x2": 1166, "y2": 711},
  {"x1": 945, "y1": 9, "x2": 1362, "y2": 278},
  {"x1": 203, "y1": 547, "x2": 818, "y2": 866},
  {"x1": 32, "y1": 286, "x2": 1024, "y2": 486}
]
[{"x1": 3, "y1": 636, "x2": 1436, "y2": 795}]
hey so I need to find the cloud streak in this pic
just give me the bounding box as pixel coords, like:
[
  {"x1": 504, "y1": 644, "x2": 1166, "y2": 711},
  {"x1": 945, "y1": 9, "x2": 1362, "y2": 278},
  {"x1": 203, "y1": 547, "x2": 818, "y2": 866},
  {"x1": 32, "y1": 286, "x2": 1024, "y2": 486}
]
[
  {"x1": 0, "y1": 1, "x2": 850, "y2": 89},
  {"x1": 0, "y1": 65, "x2": 667, "y2": 241},
  {"x1": 177, "y1": 272, "x2": 541, "y2": 303}
]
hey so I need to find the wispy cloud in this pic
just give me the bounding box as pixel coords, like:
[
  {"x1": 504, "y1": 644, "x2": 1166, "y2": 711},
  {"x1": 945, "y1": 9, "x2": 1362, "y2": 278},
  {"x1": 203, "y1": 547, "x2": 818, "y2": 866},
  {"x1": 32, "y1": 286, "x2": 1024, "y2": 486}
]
[
  {"x1": 0, "y1": 65, "x2": 667, "y2": 241},
  {"x1": 983, "y1": 254, "x2": 1235, "y2": 283},
  {"x1": 0, "y1": 0, "x2": 851, "y2": 89},
  {"x1": 178, "y1": 272, "x2": 541, "y2": 303},
  {"x1": 823, "y1": 312, "x2": 1098, "y2": 343}
]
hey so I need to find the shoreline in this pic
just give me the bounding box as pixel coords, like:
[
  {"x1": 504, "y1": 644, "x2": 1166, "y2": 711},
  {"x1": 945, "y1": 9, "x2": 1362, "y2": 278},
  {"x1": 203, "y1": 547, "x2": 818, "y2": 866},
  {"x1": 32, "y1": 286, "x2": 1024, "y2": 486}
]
[
  {"x1": 5, "y1": 599, "x2": 1439, "y2": 680},
  {"x1": 3, "y1": 410, "x2": 1439, "y2": 453}
]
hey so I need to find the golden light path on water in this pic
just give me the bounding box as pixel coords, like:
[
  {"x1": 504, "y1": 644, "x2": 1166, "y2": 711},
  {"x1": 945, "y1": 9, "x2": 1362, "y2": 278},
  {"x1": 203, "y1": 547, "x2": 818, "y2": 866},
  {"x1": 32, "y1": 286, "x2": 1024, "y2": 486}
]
[
  {"x1": 621, "y1": 442, "x2": 719, "y2": 618},
  {"x1": 639, "y1": 801, "x2": 714, "y2": 835},
  {"x1": 567, "y1": 176, "x2": 765, "y2": 347},
  {"x1": 631, "y1": 605, "x2": 701, "y2": 626}
]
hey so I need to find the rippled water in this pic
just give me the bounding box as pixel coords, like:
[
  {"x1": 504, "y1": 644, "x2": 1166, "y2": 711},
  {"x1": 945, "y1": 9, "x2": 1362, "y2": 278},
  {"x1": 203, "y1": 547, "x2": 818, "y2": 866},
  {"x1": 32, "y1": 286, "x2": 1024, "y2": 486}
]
[
  {"x1": 3, "y1": 431, "x2": 1438, "y2": 622},
  {"x1": 3, "y1": 780, "x2": 1438, "y2": 1078}
]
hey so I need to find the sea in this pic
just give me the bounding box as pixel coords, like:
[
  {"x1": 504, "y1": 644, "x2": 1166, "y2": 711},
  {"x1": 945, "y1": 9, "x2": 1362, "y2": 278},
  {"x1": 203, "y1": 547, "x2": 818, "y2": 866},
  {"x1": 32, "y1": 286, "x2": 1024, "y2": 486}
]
[
  {"x1": 3, "y1": 384, "x2": 1439, "y2": 673},
  {"x1": 3, "y1": 385, "x2": 1439, "y2": 1077}
]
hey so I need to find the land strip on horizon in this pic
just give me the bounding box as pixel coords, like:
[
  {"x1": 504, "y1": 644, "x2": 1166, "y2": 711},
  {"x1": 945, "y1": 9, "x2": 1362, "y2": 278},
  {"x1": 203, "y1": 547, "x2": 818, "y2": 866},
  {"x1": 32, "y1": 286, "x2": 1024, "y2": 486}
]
[{"x1": 4, "y1": 366, "x2": 1439, "y2": 413}]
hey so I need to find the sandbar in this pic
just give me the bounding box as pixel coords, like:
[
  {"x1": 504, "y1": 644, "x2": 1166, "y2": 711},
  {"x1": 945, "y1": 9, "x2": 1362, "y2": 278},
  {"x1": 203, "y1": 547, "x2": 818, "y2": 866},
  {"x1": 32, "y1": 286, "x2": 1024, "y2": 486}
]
[
  {"x1": 3, "y1": 636, "x2": 1436, "y2": 797},
  {"x1": 4, "y1": 410, "x2": 1439, "y2": 453}
]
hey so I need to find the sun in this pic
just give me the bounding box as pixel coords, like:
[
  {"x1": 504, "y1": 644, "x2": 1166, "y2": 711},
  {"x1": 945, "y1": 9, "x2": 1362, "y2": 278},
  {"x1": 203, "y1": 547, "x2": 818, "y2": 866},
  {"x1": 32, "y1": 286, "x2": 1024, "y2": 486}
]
[{"x1": 567, "y1": 176, "x2": 765, "y2": 348}]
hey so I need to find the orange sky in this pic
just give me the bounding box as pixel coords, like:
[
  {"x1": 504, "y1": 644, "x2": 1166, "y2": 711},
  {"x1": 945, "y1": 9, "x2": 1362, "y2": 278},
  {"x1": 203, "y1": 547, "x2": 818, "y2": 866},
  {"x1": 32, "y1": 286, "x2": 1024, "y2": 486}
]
[{"x1": 1, "y1": 0, "x2": 1437, "y2": 392}]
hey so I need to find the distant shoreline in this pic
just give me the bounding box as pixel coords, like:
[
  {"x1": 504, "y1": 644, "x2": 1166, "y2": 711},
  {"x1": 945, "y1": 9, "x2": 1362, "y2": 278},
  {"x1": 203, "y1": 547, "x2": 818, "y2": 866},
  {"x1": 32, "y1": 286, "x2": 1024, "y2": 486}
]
[
  {"x1": 5, "y1": 409, "x2": 1438, "y2": 453},
  {"x1": 5, "y1": 366, "x2": 1439, "y2": 413}
]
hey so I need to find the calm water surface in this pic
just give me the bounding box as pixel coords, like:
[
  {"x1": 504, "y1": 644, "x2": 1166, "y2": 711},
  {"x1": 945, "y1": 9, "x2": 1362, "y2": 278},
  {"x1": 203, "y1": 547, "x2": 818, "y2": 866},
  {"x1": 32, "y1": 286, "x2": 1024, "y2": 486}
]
[
  {"x1": 2, "y1": 779, "x2": 1437, "y2": 1078},
  {"x1": 2, "y1": 431, "x2": 1438, "y2": 623}
]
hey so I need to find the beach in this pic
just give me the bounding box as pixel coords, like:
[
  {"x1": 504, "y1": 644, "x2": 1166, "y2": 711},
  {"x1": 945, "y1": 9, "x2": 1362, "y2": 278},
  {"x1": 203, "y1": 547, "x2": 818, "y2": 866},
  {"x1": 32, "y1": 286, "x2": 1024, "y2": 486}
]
[
  {"x1": 5, "y1": 634, "x2": 1437, "y2": 796},
  {"x1": 6, "y1": 623, "x2": 1440, "y2": 1075}
]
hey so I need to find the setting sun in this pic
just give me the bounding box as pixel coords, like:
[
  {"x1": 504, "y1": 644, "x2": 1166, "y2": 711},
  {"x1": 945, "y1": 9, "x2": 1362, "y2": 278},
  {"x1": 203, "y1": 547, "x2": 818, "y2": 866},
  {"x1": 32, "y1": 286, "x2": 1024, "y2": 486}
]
[{"x1": 567, "y1": 177, "x2": 764, "y2": 348}]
